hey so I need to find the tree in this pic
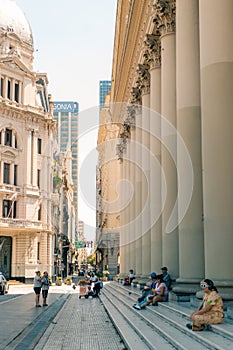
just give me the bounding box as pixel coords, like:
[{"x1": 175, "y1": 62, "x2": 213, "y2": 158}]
[{"x1": 87, "y1": 254, "x2": 95, "y2": 266}]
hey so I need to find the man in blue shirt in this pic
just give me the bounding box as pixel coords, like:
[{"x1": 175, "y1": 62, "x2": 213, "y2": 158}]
[{"x1": 137, "y1": 272, "x2": 157, "y2": 303}]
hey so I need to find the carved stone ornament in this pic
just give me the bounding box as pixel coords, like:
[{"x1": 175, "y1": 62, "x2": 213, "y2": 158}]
[
  {"x1": 153, "y1": 0, "x2": 176, "y2": 36},
  {"x1": 144, "y1": 33, "x2": 161, "y2": 69}
]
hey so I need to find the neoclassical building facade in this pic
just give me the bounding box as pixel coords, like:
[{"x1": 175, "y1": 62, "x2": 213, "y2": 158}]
[
  {"x1": 98, "y1": 0, "x2": 233, "y2": 298},
  {"x1": 0, "y1": 0, "x2": 56, "y2": 282},
  {"x1": 96, "y1": 94, "x2": 120, "y2": 278}
]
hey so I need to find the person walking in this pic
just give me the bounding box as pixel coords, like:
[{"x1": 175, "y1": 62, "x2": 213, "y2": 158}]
[
  {"x1": 41, "y1": 271, "x2": 50, "y2": 306},
  {"x1": 33, "y1": 271, "x2": 42, "y2": 307},
  {"x1": 186, "y1": 279, "x2": 224, "y2": 331}
]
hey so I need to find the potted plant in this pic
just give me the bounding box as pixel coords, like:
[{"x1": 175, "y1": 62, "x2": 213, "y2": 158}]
[
  {"x1": 102, "y1": 270, "x2": 109, "y2": 281},
  {"x1": 64, "y1": 277, "x2": 72, "y2": 285},
  {"x1": 56, "y1": 276, "x2": 62, "y2": 286}
]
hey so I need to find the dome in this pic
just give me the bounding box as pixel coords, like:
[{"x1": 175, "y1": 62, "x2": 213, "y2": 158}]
[{"x1": 0, "y1": 0, "x2": 33, "y2": 45}]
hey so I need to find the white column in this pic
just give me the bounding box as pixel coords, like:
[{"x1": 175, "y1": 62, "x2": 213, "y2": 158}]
[
  {"x1": 0, "y1": 161, "x2": 4, "y2": 183},
  {"x1": 4, "y1": 77, "x2": 8, "y2": 99},
  {"x1": 11, "y1": 78, "x2": 15, "y2": 101},
  {"x1": 176, "y1": 0, "x2": 204, "y2": 286},
  {"x1": 135, "y1": 106, "x2": 142, "y2": 275},
  {"x1": 26, "y1": 130, "x2": 32, "y2": 185},
  {"x1": 141, "y1": 87, "x2": 151, "y2": 276},
  {"x1": 149, "y1": 49, "x2": 162, "y2": 273},
  {"x1": 199, "y1": 0, "x2": 233, "y2": 286},
  {"x1": 159, "y1": 8, "x2": 179, "y2": 277},
  {"x1": 18, "y1": 82, "x2": 22, "y2": 104}
]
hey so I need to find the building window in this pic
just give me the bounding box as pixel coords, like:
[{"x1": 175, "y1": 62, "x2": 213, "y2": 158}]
[
  {"x1": 37, "y1": 138, "x2": 42, "y2": 154},
  {"x1": 7, "y1": 80, "x2": 11, "y2": 99},
  {"x1": 2, "y1": 200, "x2": 16, "y2": 218},
  {"x1": 37, "y1": 169, "x2": 40, "y2": 188},
  {"x1": 3, "y1": 163, "x2": 10, "y2": 184},
  {"x1": 5, "y1": 128, "x2": 12, "y2": 146},
  {"x1": 1, "y1": 78, "x2": 3, "y2": 97},
  {"x1": 15, "y1": 82, "x2": 19, "y2": 103},
  {"x1": 14, "y1": 165, "x2": 17, "y2": 186},
  {"x1": 38, "y1": 204, "x2": 41, "y2": 220},
  {"x1": 37, "y1": 242, "x2": 40, "y2": 261}
]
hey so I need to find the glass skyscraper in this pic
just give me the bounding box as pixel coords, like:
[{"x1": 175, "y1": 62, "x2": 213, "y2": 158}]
[
  {"x1": 53, "y1": 101, "x2": 79, "y2": 210},
  {"x1": 99, "y1": 80, "x2": 111, "y2": 107}
]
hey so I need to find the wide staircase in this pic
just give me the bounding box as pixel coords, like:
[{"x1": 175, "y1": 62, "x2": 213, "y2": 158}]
[{"x1": 99, "y1": 281, "x2": 233, "y2": 350}]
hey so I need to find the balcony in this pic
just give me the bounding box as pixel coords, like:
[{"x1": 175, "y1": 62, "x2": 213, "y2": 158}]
[{"x1": 0, "y1": 218, "x2": 49, "y2": 232}]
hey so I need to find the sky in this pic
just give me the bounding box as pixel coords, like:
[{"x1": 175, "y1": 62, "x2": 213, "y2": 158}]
[{"x1": 17, "y1": 0, "x2": 117, "y2": 240}]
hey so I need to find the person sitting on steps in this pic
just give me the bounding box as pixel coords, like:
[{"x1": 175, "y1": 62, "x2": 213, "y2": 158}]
[
  {"x1": 137, "y1": 272, "x2": 157, "y2": 303},
  {"x1": 186, "y1": 279, "x2": 224, "y2": 331},
  {"x1": 124, "y1": 269, "x2": 135, "y2": 286},
  {"x1": 133, "y1": 274, "x2": 168, "y2": 310}
]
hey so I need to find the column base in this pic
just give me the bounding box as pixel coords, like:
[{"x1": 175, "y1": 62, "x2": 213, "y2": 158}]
[{"x1": 171, "y1": 278, "x2": 201, "y2": 302}]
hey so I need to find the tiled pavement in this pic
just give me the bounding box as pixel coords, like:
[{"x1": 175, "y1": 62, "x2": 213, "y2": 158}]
[
  {"x1": 35, "y1": 292, "x2": 126, "y2": 350},
  {"x1": 0, "y1": 285, "x2": 126, "y2": 350}
]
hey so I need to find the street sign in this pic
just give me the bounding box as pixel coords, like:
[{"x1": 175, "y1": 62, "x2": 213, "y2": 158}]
[{"x1": 75, "y1": 241, "x2": 86, "y2": 249}]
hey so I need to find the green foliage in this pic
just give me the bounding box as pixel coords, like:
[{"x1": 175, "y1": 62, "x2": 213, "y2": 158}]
[
  {"x1": 53, "y1": 172, "x2": 62, "y2": 189},
  {"x1": 87, "y1": 253, "x2": 95, "y2": 266}
]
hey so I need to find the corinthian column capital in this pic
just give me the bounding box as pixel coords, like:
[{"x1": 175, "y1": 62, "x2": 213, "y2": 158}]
[
  {"x1": 137, "y1": 63, "x2": 150, "y2": 95},
  {"x1": 144, "y1": 33, "x2": 161, "y2": 69},
  {"x1": 153, "y1": 0, "x2": 176, "y2": 36}
]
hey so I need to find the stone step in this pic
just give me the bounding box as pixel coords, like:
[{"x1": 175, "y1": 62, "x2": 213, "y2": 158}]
[
  {"x1": 7, "y1": 280, "x2": 24, "y2": 285},
  {"x1": 102, "y1": 282, "x2": 233, "y2": 350}
]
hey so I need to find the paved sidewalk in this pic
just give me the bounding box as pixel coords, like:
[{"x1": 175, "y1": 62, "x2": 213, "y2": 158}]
[{"x1": 35, "y1": 291, "x2": 126, "y2": 350}]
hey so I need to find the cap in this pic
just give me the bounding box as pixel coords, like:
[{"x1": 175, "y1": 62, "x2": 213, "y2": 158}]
[
  {"x1": 150, "y1": 272, "x2": 157, "y2": 278},
  {"x1": 161, "y1": 267, "x2": 168, "y2": 271}
]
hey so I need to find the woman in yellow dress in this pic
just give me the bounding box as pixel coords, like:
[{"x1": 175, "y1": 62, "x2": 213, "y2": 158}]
[{"x1": 186, "y1": 279, "x2": 224, "y2": 331}]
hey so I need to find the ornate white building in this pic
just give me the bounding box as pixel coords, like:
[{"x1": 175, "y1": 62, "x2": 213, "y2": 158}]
[{"x1": 0, "y1": 0, "x2": 56, "y2": 282}]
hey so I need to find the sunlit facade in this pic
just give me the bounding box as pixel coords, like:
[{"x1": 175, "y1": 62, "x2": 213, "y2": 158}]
[
  {"x1": 97, "y1": 0, "x2": 233, "y2": 301},
  {"x1": 0, "y1": 0, "x2": 55, "y2": 282}
]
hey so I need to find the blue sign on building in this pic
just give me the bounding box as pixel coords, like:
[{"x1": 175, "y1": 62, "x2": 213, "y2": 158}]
[{"x1": 54, "y1": 101, "x2": 79, "y2": 114}]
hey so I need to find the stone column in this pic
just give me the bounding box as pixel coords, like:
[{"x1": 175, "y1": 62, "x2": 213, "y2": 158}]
[
  {"x1": 118, "y1": 138, "x2": 126, "y2": 274},
  {"x1": 10, "y1": 162, "x2": 14, "y2": 185},
  {"x1": 11, "y1": 78, "x2": 15, "y2": 102},
  {"x1": 145, "y1": 34, "x2": 163, "y2": 273},
  {"x1": 32, "y1": 132, "x2": 38, "y2": 187},
  {"x1": 134, "y1": 100, "x2": 143, "y2": 276},
  {"x1": 127, "y1": 106, "x2": 136, "y2": 272},
  {"x1": 3, "y1": 77, "x2": 8, "y2": 99},
  {"x1": 156, "y1": 1, "x2": 179, "y2": 277},
  {"x1": 175, "y1": 0, "x2": 204, "y2": 291},
  {"x1": 199, "y1": 0, "x2": 233, "y2": 291},
  {"x1": 26, "y1": 129, "x2": 32, "y2": 185},
  {"x1": 0, "y1": 161, "x2": 4, "y2": 183},
  {"x1": 139, "y1": 63, "x2": 151, "y2": 276},
  {"x1": 18, "y1": 82, "x2": 22, "y2": 104}
]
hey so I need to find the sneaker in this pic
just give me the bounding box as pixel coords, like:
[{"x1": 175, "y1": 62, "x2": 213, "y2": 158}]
[
  {"x1": 133, "y1": 304, "x2": 141, "y2": 310},
  {"x1": 186, "y1": 323, "x2": 192, "y2": 330},
  {"x1": 36, "y1": 305, "x2": 41, "y2": 307},
  {"x1": 192, "y1": 325, "x2": 205, "y2": 331}
]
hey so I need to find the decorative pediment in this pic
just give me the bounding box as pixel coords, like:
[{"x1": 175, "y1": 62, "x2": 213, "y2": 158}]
[
  {"x1": 1, "y1": 149, "x2": 17, "y2": 159},
  {"x1": 0, "y1": 56, "x2": 33, "y2": 76}
]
